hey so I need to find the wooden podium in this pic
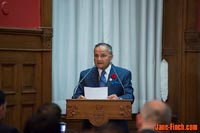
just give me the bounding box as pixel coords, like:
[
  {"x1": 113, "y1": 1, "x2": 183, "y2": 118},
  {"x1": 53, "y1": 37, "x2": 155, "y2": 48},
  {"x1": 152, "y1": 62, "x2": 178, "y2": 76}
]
[{"x1": 66, "y1": 99, "x2": 132, "y2": 127}]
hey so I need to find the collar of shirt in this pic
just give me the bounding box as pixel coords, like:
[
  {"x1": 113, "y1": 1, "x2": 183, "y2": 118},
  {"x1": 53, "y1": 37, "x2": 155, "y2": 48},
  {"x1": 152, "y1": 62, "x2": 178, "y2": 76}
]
[{"x1": 98, "y1": 64, "x2": 111, "y2": 81}]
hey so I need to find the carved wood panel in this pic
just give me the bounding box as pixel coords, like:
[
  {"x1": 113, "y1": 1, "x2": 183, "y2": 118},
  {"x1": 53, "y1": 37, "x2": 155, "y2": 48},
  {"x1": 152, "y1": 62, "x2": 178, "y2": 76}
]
[
  {"x1": 163, "y1": 0, "x2": 200, "y2": 126},
  {"x1": 0, "y1": 27, "x2": 52, "y2": 132},
  {"x1": 184, "y1": 53, "x2": 200, "y2": 123},
  {"x1": 162, "y1": 0, "x2": 183, "y2": 118},
  {"x1": 0, "y1": 51, "x2": 41, "y2": 130}
]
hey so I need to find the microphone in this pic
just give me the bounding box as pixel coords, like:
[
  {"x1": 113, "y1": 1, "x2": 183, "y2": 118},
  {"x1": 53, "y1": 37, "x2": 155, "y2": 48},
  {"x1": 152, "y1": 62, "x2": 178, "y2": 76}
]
[
  {"x1": 112, "y1": 65, "x2": 125, "y2": 95},
  {"x1": 72, "y1": 66, "x2": 94, "y2": 99}
]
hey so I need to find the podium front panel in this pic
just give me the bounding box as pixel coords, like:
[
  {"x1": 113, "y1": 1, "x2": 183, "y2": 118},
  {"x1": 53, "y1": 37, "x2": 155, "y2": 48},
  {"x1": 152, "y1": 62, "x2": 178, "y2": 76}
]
[{"x1": 66, "y1": 99, "x2": 132, "y2": 126}]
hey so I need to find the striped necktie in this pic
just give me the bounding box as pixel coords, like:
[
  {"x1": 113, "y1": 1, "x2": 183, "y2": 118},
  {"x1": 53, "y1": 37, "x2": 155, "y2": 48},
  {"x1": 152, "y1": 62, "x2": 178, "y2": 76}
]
[{"x1": 99, "y1": 70, "x2": 106, "y2": 87}]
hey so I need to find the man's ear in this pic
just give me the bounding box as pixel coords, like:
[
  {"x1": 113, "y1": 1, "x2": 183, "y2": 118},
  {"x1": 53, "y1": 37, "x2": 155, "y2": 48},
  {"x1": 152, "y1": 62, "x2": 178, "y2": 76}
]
[
  {"x1": 109, "y1": 54, "x2": 113, "y2": 60},
  {"x1": 136, "y1": 113, "x2": 142, "y2": 129},
  {"x1": 0, "y1": 105, "x2": 3, "y2": 116},
  {"x1": 0, "y1": 104, "x2": 6, "y2": 120}
]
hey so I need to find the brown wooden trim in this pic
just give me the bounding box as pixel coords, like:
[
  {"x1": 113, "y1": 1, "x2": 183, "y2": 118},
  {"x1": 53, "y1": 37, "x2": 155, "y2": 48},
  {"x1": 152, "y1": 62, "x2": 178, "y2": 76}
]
[
  {"x1": 40, "y1": 0, "x2": 52, "y2": 27},
  {"x1": 0, "y1": 27, "x2": 52, "y2": 50},
  {"x1": 41, "y1": 27, "x2": 53, "y2": 49},
  {"x1": 0, "y1": 27, "x2": 43, "y2": 35},
  {"x1": 41, "y1": 52, "x2": 52, "y2": 103},
  {"x1": 162, "y1": 48, "x2": 177, "y2": 56},
  {"x1": 185, "y1": 0, "x2": 198, "y2": 30},
  {"x1": 0, "y1": 48, "x2": 51, "y2": 52}
]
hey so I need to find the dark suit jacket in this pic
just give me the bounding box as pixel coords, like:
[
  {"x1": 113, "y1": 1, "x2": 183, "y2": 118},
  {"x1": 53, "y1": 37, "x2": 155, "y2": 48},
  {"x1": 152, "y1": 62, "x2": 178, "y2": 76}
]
[
  {"x1": 73, "y1": 64, "x2": 134, "y2": 101},
  {"x1": 139, "y1": 129, "x2": 157, "y2": 133},
  {"x1": 0, "y1": 124, "x2": 19, "y2": 133}
]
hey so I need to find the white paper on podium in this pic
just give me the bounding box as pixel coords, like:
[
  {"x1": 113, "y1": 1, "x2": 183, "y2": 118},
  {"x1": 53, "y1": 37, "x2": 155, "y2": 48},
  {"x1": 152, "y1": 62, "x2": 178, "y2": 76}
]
[{"x1": 84, "y1": 87, "x2": 108, "y2": 99}]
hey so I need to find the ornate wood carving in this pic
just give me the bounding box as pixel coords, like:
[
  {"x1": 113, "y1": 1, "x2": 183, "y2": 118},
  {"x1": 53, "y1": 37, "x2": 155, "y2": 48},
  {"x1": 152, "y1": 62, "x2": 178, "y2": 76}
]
[
  {"x1": 41, "y1": 27, "x2": 52, "y2": 49},
  {"x1": 185, "y1": 31, "x2": 200, "y2": 51},
  {"x1": 66, "y1": 105, "x2": 79, "y2": 117},
  {"x1": 66, "y1": 99, "x2": 132, "y2": 127},
  {"x1": 119, "y1": 105, "x2": 132, "y2": 118}
]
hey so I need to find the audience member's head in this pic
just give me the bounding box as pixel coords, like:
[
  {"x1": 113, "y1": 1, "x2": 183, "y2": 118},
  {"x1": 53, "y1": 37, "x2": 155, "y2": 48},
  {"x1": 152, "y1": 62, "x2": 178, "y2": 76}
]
[
  {"x1": 136, "y1": 100, "x2": 172, "y2": 132},
  {"x1": 24, "y1": 103, "x2": 62, "y2": 133},
  {"x1": 0, "y1": 90, "x2": 6, "y2": 122},
  {"x1": 97, "y1": 122, "x2": 124, "y2": 133},
  {"x1": 36, "y1": 103, "x2": 61, "y2": 120},
  {"x1": 23, "y1": 113, "x2": 60, "y2": 133}
]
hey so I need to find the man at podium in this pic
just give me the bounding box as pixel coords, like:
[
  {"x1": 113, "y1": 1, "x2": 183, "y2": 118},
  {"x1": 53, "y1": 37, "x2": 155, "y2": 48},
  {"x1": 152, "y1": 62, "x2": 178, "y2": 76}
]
[{"x1": 72, "y1": 43, "x2": 134, "y2": 132}]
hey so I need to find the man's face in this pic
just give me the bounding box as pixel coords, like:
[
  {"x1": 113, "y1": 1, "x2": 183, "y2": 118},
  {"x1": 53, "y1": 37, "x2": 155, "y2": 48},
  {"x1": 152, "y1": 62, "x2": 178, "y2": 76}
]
[
  {"x1": 0, "y1": 103, "x2": 6, "y2": 121},
  {"x1": 94, "y1": 45, "x2": 113, "y2": 70}
]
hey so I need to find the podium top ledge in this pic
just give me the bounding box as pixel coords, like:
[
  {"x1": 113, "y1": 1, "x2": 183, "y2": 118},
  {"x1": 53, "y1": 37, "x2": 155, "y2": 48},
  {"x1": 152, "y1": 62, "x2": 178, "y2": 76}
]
[{"x1": 66, "y1": 99, "x2": 132, "y2": 102}]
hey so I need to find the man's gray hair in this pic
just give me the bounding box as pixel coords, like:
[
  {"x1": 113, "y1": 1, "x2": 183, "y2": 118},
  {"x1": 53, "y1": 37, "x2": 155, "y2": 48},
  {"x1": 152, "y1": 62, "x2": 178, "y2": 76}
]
[
  {"x1": 141, "y1": 100, "x2": 172, "y2": 124},
  {"x1": 94, "y1": 43, "x2": 113, "y2": 55}
]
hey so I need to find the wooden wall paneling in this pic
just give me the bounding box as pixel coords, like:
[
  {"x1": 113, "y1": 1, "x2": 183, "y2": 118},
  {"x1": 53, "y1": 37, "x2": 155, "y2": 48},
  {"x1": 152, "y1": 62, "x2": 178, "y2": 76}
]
[
  {"x1": 185, "y1": 0, "x2": 198, "y2": 30},
  {"x1": 0, "y1": 27, "x2": 52, "y2": 132},
  {"x1": 40, "y1": 0, "x2": 52, "y2": 27},
  {"x1": 41, "y1": 28, "x2": 52, "y2": 103},
  {"x1": 198, "y1": 54, "x2": 200, "y2": 125},
  {"x1": 20, "y1": 52, "x2": 42, "y2": 130},
  {"x1": 179, "y1": 0, "x2": 187, "y2": 123},
  {"x1": 0, "y1": 51, "x2": 42, "y2": 130},
  {"x1": 4, "y1": 92, "x2": 19, "y2": 128},
  {"x1": 183, "y1": 0, "x2": 200, "y2": 125},
  {"x1": 163, "y1": 0, "x2": 200, "y2": 126},
  {"x1": 0, "y1": 61, "x2": 19, "y2": 128},
  {"x1": 185, "y1": 53, "x2": 200, "y2": 123},
  {"x1": 163, "y1": 0, "x2": 183, "y2": 49},
  {"x1": 184, "y1": 31, "x2": 200, "y2": 124},
  {"x1": 162, "y1": 0, "x2": 184, "y2": 119}
]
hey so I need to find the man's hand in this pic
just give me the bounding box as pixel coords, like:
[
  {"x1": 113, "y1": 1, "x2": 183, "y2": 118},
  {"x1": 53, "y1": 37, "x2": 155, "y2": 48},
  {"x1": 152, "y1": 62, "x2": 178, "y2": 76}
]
[
  {"x1": 77, "y1": 95, "x2": 86, "y2": 99},
  {"x1": 107, "y1": 94, "x2": 120, "y2": 100}
]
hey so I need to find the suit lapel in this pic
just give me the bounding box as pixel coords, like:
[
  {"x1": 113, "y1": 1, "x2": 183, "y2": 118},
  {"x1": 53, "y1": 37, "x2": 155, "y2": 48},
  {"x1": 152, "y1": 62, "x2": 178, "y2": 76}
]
[
  {"x1": 90, "y1": 67, "x2": 99, "y2": 87},
  {"x1": 107, "y1": 65, "x2": 115, "y2": 87}
]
